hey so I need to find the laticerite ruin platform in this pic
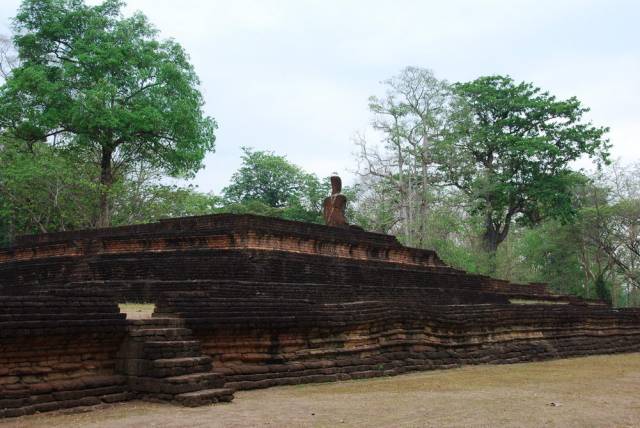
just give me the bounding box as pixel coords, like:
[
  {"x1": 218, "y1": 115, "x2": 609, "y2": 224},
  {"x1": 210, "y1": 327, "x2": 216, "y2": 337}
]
[{"x1": 1, "y1": 214, "x2": 640, "y2": 418}]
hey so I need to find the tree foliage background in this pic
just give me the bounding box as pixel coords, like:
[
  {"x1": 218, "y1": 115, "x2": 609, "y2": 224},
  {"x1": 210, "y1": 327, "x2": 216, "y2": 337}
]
[
  {"x1": 353, "y1": 67, "x2": 636, "y2": 307},
  {"x1": 0, "y1": 1, "x2": 638, "y2": 307},
  {"x1": 0, "y1": 0, "x2": 216, "y2": 227}
]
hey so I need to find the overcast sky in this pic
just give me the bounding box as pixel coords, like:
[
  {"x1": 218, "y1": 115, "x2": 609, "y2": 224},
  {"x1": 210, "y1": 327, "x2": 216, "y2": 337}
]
[{"x1": 1, "y1": 0, "x2": 638, "y2": 193}]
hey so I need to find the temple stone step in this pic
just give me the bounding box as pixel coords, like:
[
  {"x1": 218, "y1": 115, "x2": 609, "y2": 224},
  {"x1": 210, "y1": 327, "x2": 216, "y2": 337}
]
[
  {"x1": 128, "y1": 318, "x2": 185, "y2": 328},
  {"x1": 149, "y1": 365, "x2": 213, "y2": 378},
  {"x1": 174, "y1": 388, "x2": 235, "y2": 407},
  {"x1": 143, "y1": 340, "x2": 202, "y2": 358},
  {"x1": 116, "y1": 316, "x2": 233, "y2": 407},
  {"x1": 165, "y1": 372, "x2": 225, "y2": 386},
  {"x1": 128, "y1": 328, "x2": 192, "y2": 338},
  {"x1": 118, "y1": 358, "x2": 213, "y2": 378},
  {"x1": 152, "y1": 356, "x2": 212, "y2": 368},
  {"x1": 129, "y1": 372, "x2": 226, "y2": 394},
  {"x1": 147, "y1": 357, "x2": 213, "y2": 377},
  {"x1": 152, "y1": 312, "x2": 181, "y2": 319}
]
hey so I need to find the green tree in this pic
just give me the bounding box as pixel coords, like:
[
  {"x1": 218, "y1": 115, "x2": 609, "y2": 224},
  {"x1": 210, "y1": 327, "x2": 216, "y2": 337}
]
[
  {"x1": 581, "y1": 162, "x2": 640, "y2": 304},
  {"x1": 439, "y1": 75, "x2": 609, "y2": 269},
  {"x1": 512, "y1": 219, "x2": 597, "y2": 298},
  {"x1": 223, "y1": 147, "x2": 324, "y2": 208},
  {"x1": 504, "y1": 167, "x2": 640, "y2": 307},
  {"x1": 0, "y1": 136, "x2": 99, "y2": 243},
  {"x1": 0, "y1": 135, "x2": 222, "y2": 245},
  {"x1": 0, "y1": 0, "x2": 216, "y2": 227},
  {"x1": 109, "y1": 164, "x2": 221, "y2": 225},
  {"x1": 222, "y1": 147, "x2": 330, "y2": 223},
  {"x1": 594, "y1": 273, "x2": 612, "y2": 304}
]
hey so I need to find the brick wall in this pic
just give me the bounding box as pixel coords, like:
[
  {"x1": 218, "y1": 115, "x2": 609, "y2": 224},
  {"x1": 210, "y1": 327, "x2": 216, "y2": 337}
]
[{"x1": 1, "y1": 213, "x2": 638, "y2": 417}]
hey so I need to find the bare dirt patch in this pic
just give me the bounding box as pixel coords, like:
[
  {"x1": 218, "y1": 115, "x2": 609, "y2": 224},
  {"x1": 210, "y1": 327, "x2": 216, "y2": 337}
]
[
  {"x1": 3, "y1": 353, "x2": 640, "y2": 428},
  {"x1": 118, "y1": 303, "x2": 155, "y2": 320}
]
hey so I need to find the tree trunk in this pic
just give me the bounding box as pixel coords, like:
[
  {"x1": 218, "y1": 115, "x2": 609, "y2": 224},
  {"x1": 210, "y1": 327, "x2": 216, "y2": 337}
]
[
  {"x1": 407, "y1": 170, "x2": 414, "y2": 246},
  {"x1": 8, "y1": 209, "x2": 15, "y2": 244},
  {"x1": 481, "y1": 212, "x2": 510, "y2": 274},
  {"x1": 397, "y1": 145, "x2": 411, "y2": 245},
  {"x1": 419, "y1": 135, "x2": 429, "y2": 247},
  {"x1": 482, "y1": 224, "x2": 499, "y2": 273},
  {"x1": 97, "y1": 146, "x2": 113, "y2": 228}
]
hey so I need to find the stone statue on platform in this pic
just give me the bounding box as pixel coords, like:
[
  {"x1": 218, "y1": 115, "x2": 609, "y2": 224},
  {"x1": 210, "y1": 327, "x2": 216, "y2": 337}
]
[{"x1": 323, "y1": 174, "x2": 348, "y2": 227}]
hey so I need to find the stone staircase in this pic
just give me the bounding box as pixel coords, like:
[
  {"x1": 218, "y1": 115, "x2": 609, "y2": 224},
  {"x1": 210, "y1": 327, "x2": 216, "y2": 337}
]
[{"x1": 116, "y1": 316, "x2": 234, "y2": 407}]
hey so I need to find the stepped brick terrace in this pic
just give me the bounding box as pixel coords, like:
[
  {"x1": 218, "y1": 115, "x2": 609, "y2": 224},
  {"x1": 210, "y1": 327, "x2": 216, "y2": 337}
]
[{"x1": 1, "y1": 214, "x2": 640, "y2": 418}]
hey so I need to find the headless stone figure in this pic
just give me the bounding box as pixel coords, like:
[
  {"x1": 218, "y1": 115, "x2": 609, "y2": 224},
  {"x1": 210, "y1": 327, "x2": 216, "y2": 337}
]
[{"x1": 323, "y1": 175, "x2": 348, "y2": 227}]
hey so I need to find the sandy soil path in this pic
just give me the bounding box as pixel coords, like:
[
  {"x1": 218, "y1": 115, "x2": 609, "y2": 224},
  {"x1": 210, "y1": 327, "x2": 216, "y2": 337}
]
[{"x1": 3, "y1": 353, "x2": 640, "y2": 428}]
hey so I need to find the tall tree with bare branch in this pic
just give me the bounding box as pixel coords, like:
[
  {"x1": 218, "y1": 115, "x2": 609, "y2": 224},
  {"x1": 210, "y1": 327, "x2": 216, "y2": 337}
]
[{"x1": 356, "y1": 67, "x2": 454, "y2": 246}]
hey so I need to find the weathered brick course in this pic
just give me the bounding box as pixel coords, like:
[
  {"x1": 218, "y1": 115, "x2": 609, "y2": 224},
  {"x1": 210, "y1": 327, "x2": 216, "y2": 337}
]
[{"x1": 1, "y1": 213, "x2": 639, "y2": 417}]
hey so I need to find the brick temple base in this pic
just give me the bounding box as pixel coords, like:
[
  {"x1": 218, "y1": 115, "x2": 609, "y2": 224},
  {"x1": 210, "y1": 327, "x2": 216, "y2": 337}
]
[{"x1": 1, "y1": 214, "x2": 639, "y2": 418}]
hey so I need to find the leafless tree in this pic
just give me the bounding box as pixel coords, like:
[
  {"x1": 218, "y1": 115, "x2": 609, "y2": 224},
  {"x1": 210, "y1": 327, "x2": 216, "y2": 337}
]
[
  {"x1": 0, "y1": 35, "x2": 17, "y2": 81},
  {"x1": 355, "y1": 67, "x2": 455, "y2": 246}
]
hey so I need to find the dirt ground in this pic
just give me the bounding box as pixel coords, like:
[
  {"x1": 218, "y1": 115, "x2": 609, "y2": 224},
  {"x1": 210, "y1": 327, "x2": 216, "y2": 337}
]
[
  {"x1": 118, "y1": 303, "x2": 155, "y2": 320},
  {"x1": 2, "y1": 353, "x2": 640, "y2": 428}
]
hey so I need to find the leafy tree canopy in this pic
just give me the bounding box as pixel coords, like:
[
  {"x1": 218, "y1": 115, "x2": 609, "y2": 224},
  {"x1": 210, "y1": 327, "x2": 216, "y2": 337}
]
[
  {"x1": 0, "y1": 135, "x2": 98, "y2": 242},
  {"x1": 0, "y1": 0, "x2": 216, "y2": 226},
  {"x1": 439, "y1": 75, "x2": 610, "y2": 257},
  {"x1": 223, "y1": 147, "x2": 327, "y2": 208},
  {"x1": 0, "y1": 134, "x2": 220, "y2": 245}
]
